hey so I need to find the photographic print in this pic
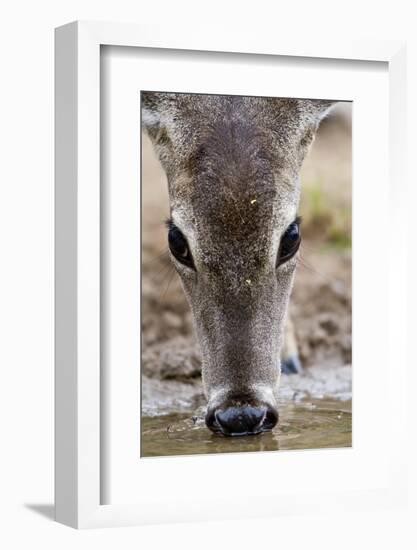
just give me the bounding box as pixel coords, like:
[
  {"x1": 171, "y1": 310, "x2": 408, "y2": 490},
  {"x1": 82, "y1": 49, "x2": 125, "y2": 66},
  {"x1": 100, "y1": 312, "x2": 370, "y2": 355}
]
[{"x1": 140, "y1": 92, "x2": 352, "y2": 457}]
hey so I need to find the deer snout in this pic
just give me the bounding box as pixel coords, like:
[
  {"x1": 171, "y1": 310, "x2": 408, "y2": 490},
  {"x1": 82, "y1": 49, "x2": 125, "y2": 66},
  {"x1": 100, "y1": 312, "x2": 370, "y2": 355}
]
[{"x1": 205, "y1": 401, "x2": 278, "y2": 436}]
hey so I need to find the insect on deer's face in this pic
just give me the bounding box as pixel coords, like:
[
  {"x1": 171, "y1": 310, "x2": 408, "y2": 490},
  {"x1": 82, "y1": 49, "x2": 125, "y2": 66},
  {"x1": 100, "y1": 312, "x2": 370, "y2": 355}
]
[{"x1": 142, "y1": 92, "x2": 335, "y2": 436}]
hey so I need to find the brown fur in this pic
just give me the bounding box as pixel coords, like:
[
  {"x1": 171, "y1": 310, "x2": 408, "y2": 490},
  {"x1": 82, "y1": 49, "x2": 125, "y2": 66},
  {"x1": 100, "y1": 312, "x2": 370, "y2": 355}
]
[{"x1": 142, "y1": 92, "x2": 335, "y2": 429}]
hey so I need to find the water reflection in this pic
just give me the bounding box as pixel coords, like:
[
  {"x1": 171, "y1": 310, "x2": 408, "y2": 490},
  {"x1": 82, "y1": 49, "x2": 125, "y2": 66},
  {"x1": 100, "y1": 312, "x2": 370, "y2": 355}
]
[{"x1": 141, "y1": 398, "x2": 352, "y2": 458}]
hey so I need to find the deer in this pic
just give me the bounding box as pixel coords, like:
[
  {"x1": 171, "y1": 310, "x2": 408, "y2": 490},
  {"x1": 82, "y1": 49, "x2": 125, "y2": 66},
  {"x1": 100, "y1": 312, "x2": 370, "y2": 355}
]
[{"x1": 142, "y1": 92, "x2": 335, "y2": 437}]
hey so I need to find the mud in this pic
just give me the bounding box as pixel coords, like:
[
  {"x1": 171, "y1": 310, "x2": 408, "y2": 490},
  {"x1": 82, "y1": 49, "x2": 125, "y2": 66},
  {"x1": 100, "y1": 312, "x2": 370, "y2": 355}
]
[{"x1": 142, "y1": 364, "x2": 352, "y2": 417}]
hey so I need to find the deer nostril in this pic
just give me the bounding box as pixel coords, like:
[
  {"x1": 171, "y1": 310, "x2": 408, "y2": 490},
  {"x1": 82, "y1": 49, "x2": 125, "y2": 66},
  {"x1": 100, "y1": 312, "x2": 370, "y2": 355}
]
[
  {"x1": 205, "y1": 409, "x2": 219, "y2": 432},
  {"x1": 205, "y1": 403, "x2": 279, "y2": 436},
  {"x1": 206, "y1": 405, "x2": 277, "y2": 436},
  {"x1": 263, "y1": 407, "x2": 279, "y2": 430},
  {"x1": 215, "y1": 406, "x2": 265, "y2": 435}
]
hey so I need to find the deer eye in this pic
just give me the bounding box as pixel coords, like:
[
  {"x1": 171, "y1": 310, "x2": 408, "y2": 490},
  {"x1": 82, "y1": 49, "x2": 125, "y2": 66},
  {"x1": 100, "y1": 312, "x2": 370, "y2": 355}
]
[
  {"x1": 276, "y1": 218, "x2": 301, "y2": 267},
  {"x1": 167, "y1": 222, "x2": 195, "y2": 269}
]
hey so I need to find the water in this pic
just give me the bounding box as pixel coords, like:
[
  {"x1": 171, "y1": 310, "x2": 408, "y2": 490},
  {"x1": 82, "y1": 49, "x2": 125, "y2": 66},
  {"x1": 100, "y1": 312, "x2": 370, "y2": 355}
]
[
  {"x1": 141, "y1": 398, "x2": 351, "y2": 457},
  {"x1": 141, "y1": 364, "x2": 352, "y2": 457}
]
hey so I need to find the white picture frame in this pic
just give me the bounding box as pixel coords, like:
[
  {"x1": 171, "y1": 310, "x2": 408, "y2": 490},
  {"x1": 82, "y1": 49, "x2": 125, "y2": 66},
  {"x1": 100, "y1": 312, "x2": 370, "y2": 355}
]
[{"x1": 55, "y1": 21, "x2": 407, "y2": 529}]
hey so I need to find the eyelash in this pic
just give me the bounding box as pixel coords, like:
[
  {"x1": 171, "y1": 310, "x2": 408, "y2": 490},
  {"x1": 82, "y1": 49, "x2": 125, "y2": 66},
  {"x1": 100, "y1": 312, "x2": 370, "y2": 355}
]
[
  {"x1": 276, "y1": 217, "x2": 302, "y2": 268},
  {"x1": 166, "y1": 220, "x2": 195, "y2": 269}
]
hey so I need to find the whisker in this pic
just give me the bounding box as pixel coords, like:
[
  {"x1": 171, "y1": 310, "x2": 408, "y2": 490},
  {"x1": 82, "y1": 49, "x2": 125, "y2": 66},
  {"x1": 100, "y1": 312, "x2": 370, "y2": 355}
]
[
  {"x1": 297, "y1": 255, "x2": 318, "y2": 274},
  {"x1": 298, "y1": 240, "x2": 321, "y2": 254},
  {"x1": 297, "y1": 247, "x2": 337, "y2": 285},
  {"x1": 161, "y1": 265, "x2": 177, "y2": 301},
  {"x1": 142, "y1": 249, "x2": 170, "y2": 269},
  {"x1": 155, "y1": 262, "x2": 175, "y2": 284}
]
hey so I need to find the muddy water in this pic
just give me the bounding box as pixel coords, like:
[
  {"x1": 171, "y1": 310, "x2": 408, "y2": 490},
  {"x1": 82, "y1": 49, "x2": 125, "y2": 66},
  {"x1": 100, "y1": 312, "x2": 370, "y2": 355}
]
[
  {"x1": 141, "y1": 365, "x2": 352, "y2": 457},
  {"x1": 141, "y1": 399, "x2": 351, "y2": 457}
]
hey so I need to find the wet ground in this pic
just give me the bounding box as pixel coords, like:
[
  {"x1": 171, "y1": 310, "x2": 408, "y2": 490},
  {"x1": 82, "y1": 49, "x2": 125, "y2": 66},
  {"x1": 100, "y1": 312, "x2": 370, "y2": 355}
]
[
  {"x1": 141, "y1": 399, "x2": 351, "y2": 458},
  {"x1": 141, "y1": 365, "x2": 352, "y2": 457}
]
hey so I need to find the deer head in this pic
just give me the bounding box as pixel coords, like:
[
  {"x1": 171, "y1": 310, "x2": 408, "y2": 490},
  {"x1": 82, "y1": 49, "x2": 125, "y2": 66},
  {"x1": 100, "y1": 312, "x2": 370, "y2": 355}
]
[{"x1": 142, "y1": 92, "x2": 334, "y2": 436}]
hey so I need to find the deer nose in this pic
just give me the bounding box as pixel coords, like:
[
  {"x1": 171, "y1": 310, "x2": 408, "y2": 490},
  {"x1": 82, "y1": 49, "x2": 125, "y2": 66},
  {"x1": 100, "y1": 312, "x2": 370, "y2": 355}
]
[{"x1": 206, "y1": 404, "x2": 278, "y2": 436}]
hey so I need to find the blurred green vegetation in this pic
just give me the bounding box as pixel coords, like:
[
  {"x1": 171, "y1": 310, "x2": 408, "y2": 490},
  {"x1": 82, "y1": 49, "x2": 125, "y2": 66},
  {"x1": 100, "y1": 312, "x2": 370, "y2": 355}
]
[{"x1": 300, "y1": 180, "x2": 351, "y2": 250}]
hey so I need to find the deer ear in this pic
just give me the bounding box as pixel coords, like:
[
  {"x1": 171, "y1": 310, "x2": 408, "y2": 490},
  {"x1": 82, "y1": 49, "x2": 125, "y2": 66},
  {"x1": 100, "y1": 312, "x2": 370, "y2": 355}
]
[
  {"x1": 141, "y1": 92, "x2": 163, "y2": 138},
  {"x1": 293, "y1": 100, "x2": 338, "y2": 156},
  {"x1": 301, "y1": 99, "x2": 338, "y2": 125}
]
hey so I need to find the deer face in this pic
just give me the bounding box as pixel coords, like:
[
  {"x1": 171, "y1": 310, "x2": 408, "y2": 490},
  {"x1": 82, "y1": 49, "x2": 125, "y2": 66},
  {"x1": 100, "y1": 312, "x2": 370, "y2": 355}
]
[{"x1": 142, "y1": 92, "x2": 334, "y2": 436}]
